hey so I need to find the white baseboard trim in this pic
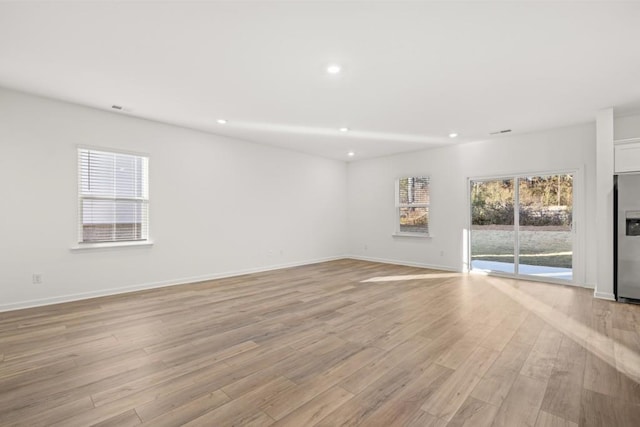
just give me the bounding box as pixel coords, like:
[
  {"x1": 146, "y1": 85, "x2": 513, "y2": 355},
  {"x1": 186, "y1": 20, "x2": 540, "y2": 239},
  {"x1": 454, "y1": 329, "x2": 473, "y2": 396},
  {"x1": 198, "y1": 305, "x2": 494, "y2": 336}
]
[
  {"x1": 0, "y1": 255, "x2": 345, "y2": 313},
  {"x1": 593, "y1": 290, "x2": 616, "y2": 301},
  {"x1": 347, "y1": 255, "x2": 459, "y2": 272}
]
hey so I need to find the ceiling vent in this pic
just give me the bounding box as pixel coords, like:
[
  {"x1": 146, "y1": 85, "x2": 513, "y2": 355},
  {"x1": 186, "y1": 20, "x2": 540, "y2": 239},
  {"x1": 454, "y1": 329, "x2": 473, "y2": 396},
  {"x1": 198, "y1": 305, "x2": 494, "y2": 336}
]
[
  {"x1": 489, "y1": 129, "x2": 512, "y2": 135},
  {"x1": 111, "y1": 105, "x2": 123, "y2": 111}
]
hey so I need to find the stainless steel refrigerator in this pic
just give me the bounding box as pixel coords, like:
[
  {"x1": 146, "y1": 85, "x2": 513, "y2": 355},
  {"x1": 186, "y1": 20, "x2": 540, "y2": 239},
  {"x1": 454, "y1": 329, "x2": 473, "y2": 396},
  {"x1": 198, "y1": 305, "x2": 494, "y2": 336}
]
[{"x1": 615, "y1": 173, "x2": 640, "y2": 303}]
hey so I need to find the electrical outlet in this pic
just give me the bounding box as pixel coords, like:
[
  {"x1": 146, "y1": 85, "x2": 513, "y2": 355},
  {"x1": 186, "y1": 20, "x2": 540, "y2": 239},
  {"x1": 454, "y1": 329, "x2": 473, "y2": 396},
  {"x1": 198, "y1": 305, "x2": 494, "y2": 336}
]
[
  {"x1": 32, "y1": 273, "x2": 42, "y2": 284},
  {"x1": 364, "y1": 244, "x2": 368, "y2": 251},
  {"x1": 440, "y1": 250, "x2": 444, "y2": 257}
]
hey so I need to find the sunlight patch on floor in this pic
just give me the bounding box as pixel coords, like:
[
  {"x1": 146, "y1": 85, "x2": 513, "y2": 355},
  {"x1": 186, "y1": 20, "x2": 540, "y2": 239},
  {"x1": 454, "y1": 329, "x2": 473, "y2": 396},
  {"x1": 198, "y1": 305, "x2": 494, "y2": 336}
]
[
  {"x1": 361, "y1": 272, "x2": 460, "y2": 283},
  {"x1": 485, "y1": 276, "x2": 640, "y2": 383}
]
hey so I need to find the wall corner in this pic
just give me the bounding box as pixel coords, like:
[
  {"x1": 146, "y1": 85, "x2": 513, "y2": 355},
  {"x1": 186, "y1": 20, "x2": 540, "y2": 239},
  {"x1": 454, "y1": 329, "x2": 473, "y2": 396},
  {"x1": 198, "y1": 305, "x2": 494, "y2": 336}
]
[{"x1": 595, "y1": 108, "x2": 615, "y2": 300}]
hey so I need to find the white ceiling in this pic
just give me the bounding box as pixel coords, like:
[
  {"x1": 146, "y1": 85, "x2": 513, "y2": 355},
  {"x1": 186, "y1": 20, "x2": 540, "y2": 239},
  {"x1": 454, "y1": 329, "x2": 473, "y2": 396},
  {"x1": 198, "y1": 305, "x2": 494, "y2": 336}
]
[{"x1": 1, "y1": 1, "x2": 640, "y2": 161}]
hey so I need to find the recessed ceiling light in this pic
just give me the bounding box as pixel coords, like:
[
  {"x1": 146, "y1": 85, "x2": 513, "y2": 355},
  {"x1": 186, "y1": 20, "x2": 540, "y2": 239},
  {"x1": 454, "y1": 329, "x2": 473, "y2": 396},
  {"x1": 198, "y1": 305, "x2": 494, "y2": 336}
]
[
  {"x1": 327, "y1": 64, "x2": 341, "y2": 74},
  {"x1": 340, "y1": 127, "x2": 349, "y2": 132},
  {"x1": 217, "y1": 119, "x2": 227, "y2": 124},
  {"x1": 347, "y1": 151, "x2": 355, "y2": 157},
  {"x1": 449, "y1": 133, "x2": 458, "y2": 138}
]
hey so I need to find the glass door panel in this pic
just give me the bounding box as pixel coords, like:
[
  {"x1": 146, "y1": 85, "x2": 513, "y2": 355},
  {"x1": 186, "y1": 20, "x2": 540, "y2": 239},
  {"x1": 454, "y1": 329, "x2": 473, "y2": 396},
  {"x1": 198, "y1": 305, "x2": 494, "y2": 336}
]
[
  {"x1": 470, "y1": 179, "x2": 516, "y2": 274},
  {"x1": 517, "y1": 175, "x2": 573, "y2": 281}
]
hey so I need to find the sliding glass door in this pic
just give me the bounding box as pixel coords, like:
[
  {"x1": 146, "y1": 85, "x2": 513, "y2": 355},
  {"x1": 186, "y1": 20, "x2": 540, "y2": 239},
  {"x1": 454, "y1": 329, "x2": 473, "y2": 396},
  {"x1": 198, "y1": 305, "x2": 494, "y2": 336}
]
[
  {"x1": 517, "y1": 175, "x2": 573, "y2": 280},
  {"x1": 470, "y1": 179, "x2": 516, "y2": 274},
  {"x1": 470, "y1": 173, "x2": 574, "y2": 282}
]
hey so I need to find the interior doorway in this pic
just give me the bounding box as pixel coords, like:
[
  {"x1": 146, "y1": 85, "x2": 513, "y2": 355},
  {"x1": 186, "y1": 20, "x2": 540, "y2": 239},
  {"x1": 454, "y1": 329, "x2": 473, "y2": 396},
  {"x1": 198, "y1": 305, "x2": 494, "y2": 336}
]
[{"x1": 470, "y1": 173, "x2": 574, "y2": 282}]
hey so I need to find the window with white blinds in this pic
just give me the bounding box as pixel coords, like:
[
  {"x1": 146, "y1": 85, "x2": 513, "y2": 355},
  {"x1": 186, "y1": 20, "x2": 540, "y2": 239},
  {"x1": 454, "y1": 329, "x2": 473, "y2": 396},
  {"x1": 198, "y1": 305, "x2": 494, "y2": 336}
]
[
  {"x1": 396, "y1": 176, "x2": 430, "y2": 235},
  {"x1": 78, "y1": 148, "x2": 149, "y2": 243}
]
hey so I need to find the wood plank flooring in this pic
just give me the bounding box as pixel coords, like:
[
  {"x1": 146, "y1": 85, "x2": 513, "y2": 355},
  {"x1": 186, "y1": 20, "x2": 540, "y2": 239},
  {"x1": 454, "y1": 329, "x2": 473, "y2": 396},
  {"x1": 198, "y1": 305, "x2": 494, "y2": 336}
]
[{"x1": 1, "y1": 259, "x2": 640, "y2": 426}]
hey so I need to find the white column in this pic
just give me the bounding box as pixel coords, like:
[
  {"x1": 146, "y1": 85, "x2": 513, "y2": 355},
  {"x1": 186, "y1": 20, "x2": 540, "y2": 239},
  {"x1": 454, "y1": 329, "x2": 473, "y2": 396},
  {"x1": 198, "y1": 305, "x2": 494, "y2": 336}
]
[{"x1": 595, "y1": 108, "x2": 615, "y2": 300}]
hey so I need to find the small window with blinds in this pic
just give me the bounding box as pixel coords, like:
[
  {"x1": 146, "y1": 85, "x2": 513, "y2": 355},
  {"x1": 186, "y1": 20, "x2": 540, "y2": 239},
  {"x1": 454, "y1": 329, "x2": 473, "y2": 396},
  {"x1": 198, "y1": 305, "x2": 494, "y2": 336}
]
[
  {"x1": 78, "y1": 148, "x2": 149, "y2": 244},
  {"x1": 396, "y1": 176, "x2": 430, "y2": 236}
]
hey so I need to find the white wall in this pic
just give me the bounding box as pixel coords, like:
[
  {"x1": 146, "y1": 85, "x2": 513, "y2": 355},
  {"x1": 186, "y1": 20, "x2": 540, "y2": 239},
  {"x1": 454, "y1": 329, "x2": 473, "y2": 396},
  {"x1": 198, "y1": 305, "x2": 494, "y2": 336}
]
[
  {"x1": 615, "y1": 112, "x2": 640, "y2": 141},
  {"x1": 596, "y1": 109, "x2": 614, "y2": 300},
  {"x1": 347, "y1": 124, "x2": 597, "y2": 287},
  {"x1": 0, "y1": 88, "x2": 348, "y2": 310}
]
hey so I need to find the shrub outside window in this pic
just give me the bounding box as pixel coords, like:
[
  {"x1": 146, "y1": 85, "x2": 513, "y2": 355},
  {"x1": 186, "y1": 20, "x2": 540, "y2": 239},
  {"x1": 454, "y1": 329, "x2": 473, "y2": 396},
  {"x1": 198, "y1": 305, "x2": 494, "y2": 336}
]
[{"x1": 396, "y1": 176, "x2": 430, "y2": 236}]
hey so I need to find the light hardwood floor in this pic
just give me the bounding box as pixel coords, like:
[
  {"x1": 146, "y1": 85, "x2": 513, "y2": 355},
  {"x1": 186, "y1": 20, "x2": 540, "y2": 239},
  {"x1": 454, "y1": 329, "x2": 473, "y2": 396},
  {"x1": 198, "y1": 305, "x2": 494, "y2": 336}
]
[{"x1": 1, "y1": 259, "x2": 640, "y2": 426}]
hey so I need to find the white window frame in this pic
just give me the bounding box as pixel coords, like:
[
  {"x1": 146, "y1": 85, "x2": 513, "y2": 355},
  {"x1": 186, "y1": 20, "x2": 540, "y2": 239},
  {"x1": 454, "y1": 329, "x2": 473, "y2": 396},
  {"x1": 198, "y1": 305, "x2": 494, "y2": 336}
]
[
  {"x1": 394, "y1": 176, "x2": 430, "y2": 237},
  {"x1": 74, "y1": 146, "x2": 151, "y2": 249}
]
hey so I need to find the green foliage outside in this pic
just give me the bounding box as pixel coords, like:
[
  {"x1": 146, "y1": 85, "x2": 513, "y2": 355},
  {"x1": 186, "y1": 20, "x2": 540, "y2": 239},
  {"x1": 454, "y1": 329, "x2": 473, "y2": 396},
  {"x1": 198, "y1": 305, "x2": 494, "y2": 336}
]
[{"x1": 471, "y1": 176, "x2": 573, "y2": 227}]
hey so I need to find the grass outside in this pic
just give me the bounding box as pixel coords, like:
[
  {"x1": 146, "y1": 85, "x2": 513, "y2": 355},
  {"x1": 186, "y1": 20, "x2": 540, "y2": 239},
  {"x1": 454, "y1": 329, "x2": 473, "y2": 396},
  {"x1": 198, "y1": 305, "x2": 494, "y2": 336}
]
[{"x1": 471, "y1": 227, "x2": 572, "y2": 268}]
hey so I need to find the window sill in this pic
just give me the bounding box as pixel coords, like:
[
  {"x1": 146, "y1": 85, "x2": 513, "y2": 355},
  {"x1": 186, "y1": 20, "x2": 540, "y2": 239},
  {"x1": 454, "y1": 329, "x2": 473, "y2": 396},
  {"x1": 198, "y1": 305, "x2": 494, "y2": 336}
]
[
  {"x1": 392, "y1": 233, "x2": 431, "y2": 238},
  {"x1": 71, "y1": 240, "x2": 154, "y2": 251}
]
